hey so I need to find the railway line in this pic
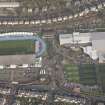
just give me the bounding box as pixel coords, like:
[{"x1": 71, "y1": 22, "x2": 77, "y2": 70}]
[
  {"x1": 0, "y1": 12, "x2": 103, "y2": 34},
  {"x1": 0, "y1": 2, "x2": 104, "y2": 26}
]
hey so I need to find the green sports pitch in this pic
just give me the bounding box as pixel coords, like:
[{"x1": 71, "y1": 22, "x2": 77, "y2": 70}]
[{"x1": 0, "y1": 40, "x2": 35, "y2": 55}]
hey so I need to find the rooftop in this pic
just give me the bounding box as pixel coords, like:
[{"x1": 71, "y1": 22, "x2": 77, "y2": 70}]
[{"x1": 92, "y1": 32, "x2": 105, "y2": 40}]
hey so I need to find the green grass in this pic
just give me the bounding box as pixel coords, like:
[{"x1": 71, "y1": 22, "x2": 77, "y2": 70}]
[
  {"x1": 79, "y1": 64, "x2": 97, "y2": 85},
  {"x1": 0, "y1": 69, "x2": 11, "y2": 81},
  {"x1": 64, "y1": 64, "x2": 105, "y2": 94},
  {"x1": 64, "y1": 64, "x2": 80, "y2": 83},
  {"x1": 96, "y1": 64, "x2": 105, "y2": 92},
  {"x1": 64, "y1": 64, "x2": 97, "y2": 85},
  {"x1": 0, "y1": 40, "x2": 35, "y2": 55}
]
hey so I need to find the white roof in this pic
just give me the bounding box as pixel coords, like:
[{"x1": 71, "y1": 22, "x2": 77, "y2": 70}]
[
  {"x1": 41, "y1": 20, "x2": 46, "y2": 23},
  {"x1": 22, "y1": 64, "x2": 28, "y2": 68},
  {"x1": 52, "y1": 18, "x2": 57, "y2": 22},
  {"x1": 92, "y1": 40, "x2": 105, "y2": 52},
  {"x1": 82, "y1": 46, "x2": 98, "y2": 60},
  {"x1": 90, "y1": 6, "x2": 97, "y2": 11},
  {"x1": 10, "y1": 64, "x2": 16, "y2": 68},
  {"x1": 92, "y1": 32, "x2": 105, "y2": 40},
  {"x1": 58, "y1": 17, "x2": 63, "y2": 21},
  {"x1": 98, "y1": 52, "x2": 105, "y2": 63},
  {"x1": 74, "y1": 33, "x2": 91, "y2": 44},
  {"x1": 59, "y1": 33, "x2": 91, "y2": 45},
  {"x1": 0, "y1": 2, "x2": 20, "y2": 8},
  {"x1": 73, "y1": 32, "x2": 80, "y2": 36},
  {"x1": 0, "y1": 65, "x2": 4, "y2": 69},
  {"x1": 59, "y1": 34, "x2": 73, "y2": 45}
]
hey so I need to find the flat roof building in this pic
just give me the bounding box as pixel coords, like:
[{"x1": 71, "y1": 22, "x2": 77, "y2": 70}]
[
  {"x1": 59, "y1": 34, "x2": 73, "y2": 45},
  {"x1": 0, "y1": 2, "x2": 20, "y2": 8},
  {"x1": 59, "y1": 32, "x2": 91, "y2": 45},
  {"x1": 92, "y1": 32, "x2": 105, "y2": 63}
]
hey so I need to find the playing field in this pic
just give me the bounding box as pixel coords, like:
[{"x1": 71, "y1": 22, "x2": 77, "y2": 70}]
[
  {"x1": 79, "y1": 64, "x2": 97, "y2": 85},
  {"x1": 64, "y1": 64, "x2": 80, "y2": 83},
  {"x1": 0, "y1": 40, "x2": 35, "y2": 55}
]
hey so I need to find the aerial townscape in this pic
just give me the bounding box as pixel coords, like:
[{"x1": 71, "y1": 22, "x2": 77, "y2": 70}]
[{"x1": 0, "y1": 0, "x2": 105, "y2": 105}]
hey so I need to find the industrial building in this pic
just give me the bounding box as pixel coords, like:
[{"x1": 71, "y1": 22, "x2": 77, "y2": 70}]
[
  {"x1": 59, "y1": 32, "x2": 91, "y2": 46},
  {"x1": 0, "y1": 2, "x2": 20, "y2": 8},
  {"x1": 59, "y1": 32, "x2": 105, "y2": 63},
  {"x1": 92, "y1": 32, "x2": 105, "y2": 63}
]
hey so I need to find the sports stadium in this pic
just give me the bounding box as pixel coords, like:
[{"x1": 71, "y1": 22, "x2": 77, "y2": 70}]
[{"x1": 0, "y1": 32, "x2": 46, "y2": 65}]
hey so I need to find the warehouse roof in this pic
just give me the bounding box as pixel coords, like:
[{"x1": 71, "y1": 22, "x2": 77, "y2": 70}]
[
  {"x1": 92, "y1": 32, "x2": 105, "y2": 52},
  {"x1": 92, "y1": 32, "x2": 105, "y2": 63},
  {"x1": 0, "y1": 2, "x2": 20, "y2": 8},
  {"x1": 92, "y1": 32, "x2": 105, "y2": 40}
]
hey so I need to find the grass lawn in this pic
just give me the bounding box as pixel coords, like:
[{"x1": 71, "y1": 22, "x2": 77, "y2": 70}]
[
  {"x1": 64, "y1": 64, "x2": 80, "y2": 83},
  {"x1": 64, "y1": 64, "x2": 97, "y2": 85},
  {"x1": 79, "y1": 64, "x2": 97, "y2": 85},
  {"x1": 0, "y1": 40, "x2": 35, "y2": 55},
  {"x1": 96, "y1": 64, "x2": 105, "y2": 92},
  {"x1": 0, "y1": 69, "x2": 11, "y2": 81}
]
